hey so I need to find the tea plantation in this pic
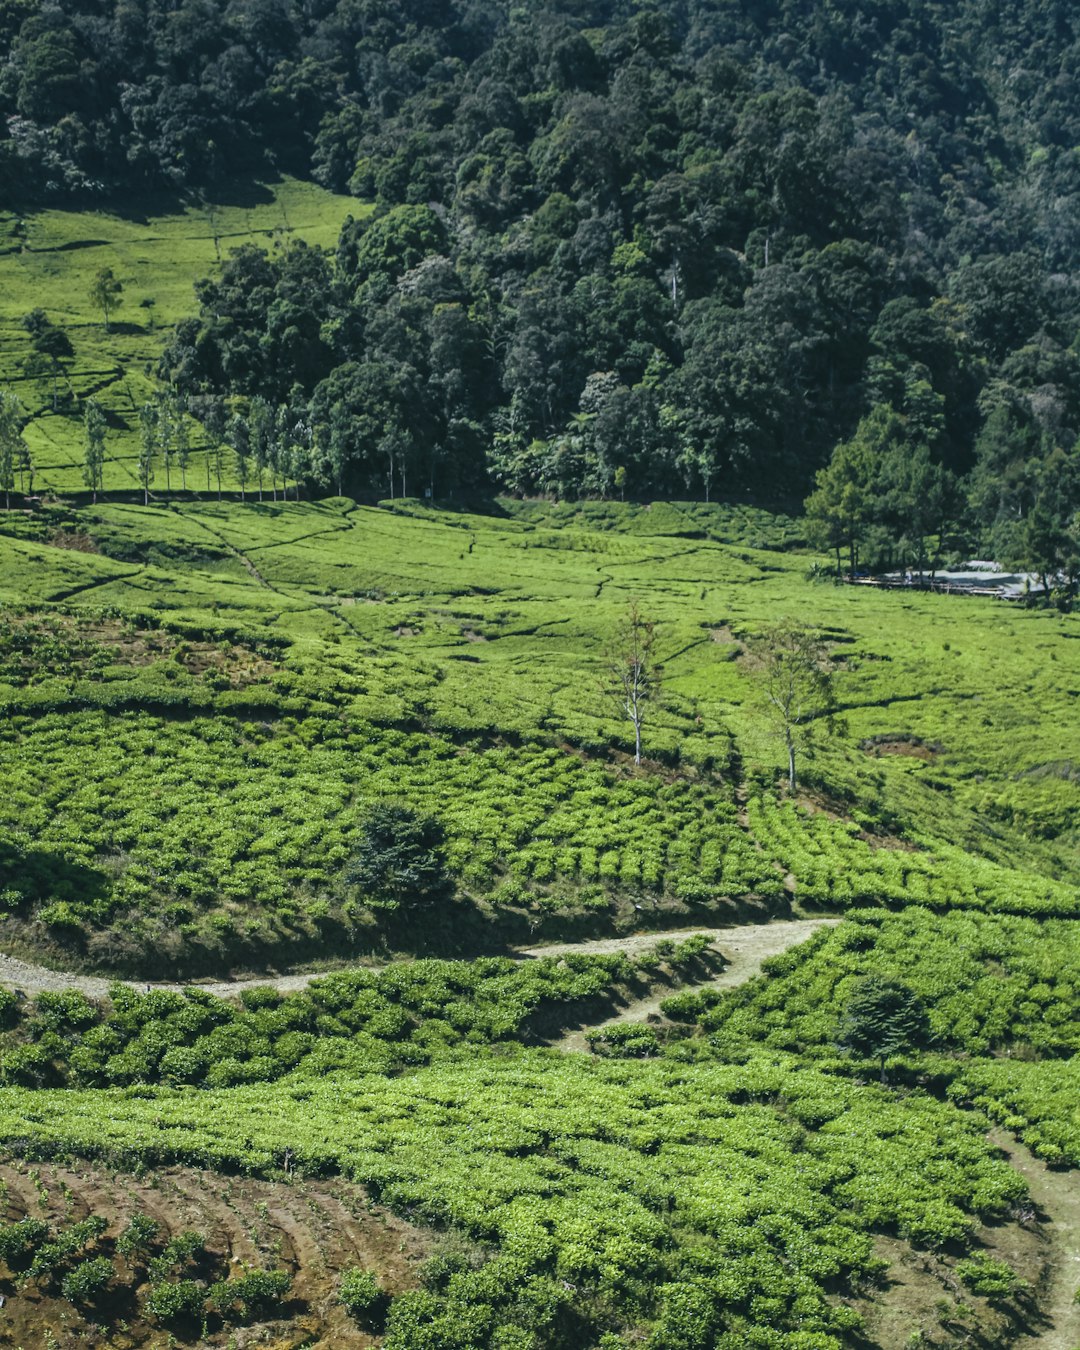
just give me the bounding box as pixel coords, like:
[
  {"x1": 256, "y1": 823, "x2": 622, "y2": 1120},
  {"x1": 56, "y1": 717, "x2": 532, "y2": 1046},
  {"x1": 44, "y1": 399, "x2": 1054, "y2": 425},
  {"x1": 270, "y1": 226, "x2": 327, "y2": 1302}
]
[{"x1": 0, "y1": 495, "x2": 1078, "y2": 1346}]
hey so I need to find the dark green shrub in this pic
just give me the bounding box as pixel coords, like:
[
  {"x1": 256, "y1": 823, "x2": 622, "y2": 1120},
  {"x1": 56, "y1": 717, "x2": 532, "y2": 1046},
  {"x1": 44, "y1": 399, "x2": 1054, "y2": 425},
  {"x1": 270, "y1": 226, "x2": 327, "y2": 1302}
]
[
  {"x1": 955, "y1": 1255, "x2": 1023, "y2": 1298},
  {"x1": 60, "y1": 1255, "x2": 113, "y2": 1304},
  {"x1": 117, "y1": 1213, "x2": 160, "y2": 1261},
  {"x1": 147, "y1": 1229, "x2": 205, "y2": 1282},
  {"x1": 339, "y1": 1265, "x2": 383, "y2": 1322},
  {"x1": 29, "y1": 1214, "x2": 107, "y2": 1279},
  {"x1": 209, "y1": 1266, "x2": 291, "y2": 1321},
  {"x1": 343, "y1": 803, "x2": 450, "y2": 910},
  {"x1": 0, "y1": 1217, "x2": 49, "y2": 1269},
  {"x1": 146, "y1": 1278, "x2": 205, "y2": 1323}
]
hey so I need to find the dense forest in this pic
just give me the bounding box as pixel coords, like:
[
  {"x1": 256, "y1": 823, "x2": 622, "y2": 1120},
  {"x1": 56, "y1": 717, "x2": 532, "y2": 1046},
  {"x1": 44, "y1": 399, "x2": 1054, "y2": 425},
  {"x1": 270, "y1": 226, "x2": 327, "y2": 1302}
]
[{"x1": 4, "y1": 0, "x2": 1080, "y2": 570}]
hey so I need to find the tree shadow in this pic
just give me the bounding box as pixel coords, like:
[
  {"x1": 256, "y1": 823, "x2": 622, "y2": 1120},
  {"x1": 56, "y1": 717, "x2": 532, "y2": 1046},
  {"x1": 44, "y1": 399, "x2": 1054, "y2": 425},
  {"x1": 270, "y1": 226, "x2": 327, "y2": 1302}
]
[{"x1": 0, "y1": 839, "x2": 109, "y2": 909}]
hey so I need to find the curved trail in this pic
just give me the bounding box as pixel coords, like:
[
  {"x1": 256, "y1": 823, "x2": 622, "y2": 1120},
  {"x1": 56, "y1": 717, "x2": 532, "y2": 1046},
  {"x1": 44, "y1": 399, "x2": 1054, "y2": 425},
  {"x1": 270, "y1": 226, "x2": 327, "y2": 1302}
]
[
  {"x1": 538, "y1": 918, "x2": 836, "y2": 1051},
  {"x1": 989, "y1": 1129, "x2": 1080, "y2": 1350},
  {"x1": 0, "y1": 918, "x2": 837, "y2": 1004}
]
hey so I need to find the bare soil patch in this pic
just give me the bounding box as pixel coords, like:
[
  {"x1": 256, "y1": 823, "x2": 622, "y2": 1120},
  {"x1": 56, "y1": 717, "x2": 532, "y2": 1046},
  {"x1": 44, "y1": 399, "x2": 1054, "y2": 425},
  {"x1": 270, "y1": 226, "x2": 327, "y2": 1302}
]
[{"x1": 0, "y1": 1156, "x2": 434, "y2": 1348}]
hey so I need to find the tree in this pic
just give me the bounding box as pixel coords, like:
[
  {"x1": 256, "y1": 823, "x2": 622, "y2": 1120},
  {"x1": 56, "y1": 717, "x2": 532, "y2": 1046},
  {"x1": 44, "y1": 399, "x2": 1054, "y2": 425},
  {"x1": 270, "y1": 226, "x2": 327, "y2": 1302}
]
[
  {"x1": 173, "y1": 394, "x2": 190, "y2": 491},
  {"x1": 604, "y1": 600, "x2": 661, "y2": 765},
  {"x1": 343, "y1": 803, "x2": 450, "y2": 911},
  {"x1": 22, "y1": 310, "x2": 73, "y2": 412},
  {"x1": 89, "y1": 267, "x2": 123, "y2": 332},
  {"x1": 137, "y1": 402, "x2": 156, "y2": 505},
  {"x1": 751, "y1": 621, "x2": 837, "y2": 793},
  {"x1": 250, "y1": 396, "x2": 273, "y2": 501},
  {"x1": 83, "y1": 398, "x2": 106, "y2": 502},
  {"x1": 805, "y1": 435, "x2": 875, "y2": 577},
  {"x1": 229, "y1": 413, "x2": 251, "y2": 501},
  {"x1": 837, "y1": 976, "x2": 932, "y2": 1083},
  {"x1": 0, "y1": 390, "x2": 27, "y2": 510},
  {"x1": 156, "y1": 390, "x2": 174, "y2": 491}
]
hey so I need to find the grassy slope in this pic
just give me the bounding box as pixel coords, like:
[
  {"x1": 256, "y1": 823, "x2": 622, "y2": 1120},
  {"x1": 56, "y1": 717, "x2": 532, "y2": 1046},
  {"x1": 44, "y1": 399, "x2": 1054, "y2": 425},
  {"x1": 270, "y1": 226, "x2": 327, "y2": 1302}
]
[
  {"x1": 0, "y1": 179, "x2": 361, "y2": 494},
  {"x1": 0, "y1": 497, "x2": 1076, "y2": 970},
  {"x1": 0, "y1": 497, "x2": 1076, "y2": 1344}
]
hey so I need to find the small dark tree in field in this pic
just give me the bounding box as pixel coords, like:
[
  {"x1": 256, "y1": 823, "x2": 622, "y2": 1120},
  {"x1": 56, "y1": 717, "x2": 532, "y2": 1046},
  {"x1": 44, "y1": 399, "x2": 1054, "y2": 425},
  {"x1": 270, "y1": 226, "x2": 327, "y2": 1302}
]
[
  {"x1": 751, "y1": 621, "x2": 836, "y2": 793},
  {"x1": 89, "y1": 266, "x2": 123, "y2": 332},
  {"x1": 838, "y1": 976, "x2": 932, "y2": 1083},
  {"x1": 344, "y1": 803, "x2": 450, "y2": 910},
  {"x1": 22, "y1": 309, "x2": 73, "y2": 412},
  {"x1": 604, "y1": 599, "x2": 661, "y2": 765},
  {"x1": 83, "y1": 398, "x2": 106, "y2": 502}
]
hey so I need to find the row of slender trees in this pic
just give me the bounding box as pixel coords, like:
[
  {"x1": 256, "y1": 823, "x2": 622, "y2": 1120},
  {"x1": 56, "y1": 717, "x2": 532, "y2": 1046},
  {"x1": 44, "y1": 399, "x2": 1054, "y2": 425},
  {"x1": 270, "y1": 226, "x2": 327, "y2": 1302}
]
[{"x1": 608, "y1": 604, "x2": 835, "y2": 793}]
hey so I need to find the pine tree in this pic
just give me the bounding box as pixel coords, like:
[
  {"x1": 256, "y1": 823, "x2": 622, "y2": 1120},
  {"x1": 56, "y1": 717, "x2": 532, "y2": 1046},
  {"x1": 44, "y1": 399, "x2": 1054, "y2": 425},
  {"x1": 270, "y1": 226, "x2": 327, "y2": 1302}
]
[{"x1": 838, "y1": 977, "x2": 932, "y2": 1083}]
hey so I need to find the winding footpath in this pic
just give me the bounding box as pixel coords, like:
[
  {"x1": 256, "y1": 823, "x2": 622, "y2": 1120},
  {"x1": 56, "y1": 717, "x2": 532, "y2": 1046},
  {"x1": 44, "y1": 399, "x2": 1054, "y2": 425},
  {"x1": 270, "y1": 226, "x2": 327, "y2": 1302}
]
[
  {"x1": 0, "y1": 918, "x2": 836, "y2": 1002},
  {"x1": 990, "y1": 1129, "x2": 1080, "y2": 1350}
]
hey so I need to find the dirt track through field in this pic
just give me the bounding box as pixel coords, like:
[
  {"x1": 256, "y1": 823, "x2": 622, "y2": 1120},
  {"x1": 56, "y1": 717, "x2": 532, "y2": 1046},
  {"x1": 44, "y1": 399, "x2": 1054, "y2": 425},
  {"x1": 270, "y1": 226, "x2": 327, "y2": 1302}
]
[
  {"x1": 990, "y1": 1129, "x2": 1080, "y2": 1350},
  {"x1": 0, "y1": 918, "x2": 837, "y2": 1004},
  {"x1": 524, "y1": 918, "x2": 837, "y2": 1051}
]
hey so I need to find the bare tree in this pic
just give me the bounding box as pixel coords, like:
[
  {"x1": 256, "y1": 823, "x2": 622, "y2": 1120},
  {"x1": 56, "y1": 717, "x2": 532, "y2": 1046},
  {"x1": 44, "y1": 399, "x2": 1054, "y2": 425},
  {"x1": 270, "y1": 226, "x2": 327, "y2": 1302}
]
[
  {"x1": 751, "y1": 621, "x2": 837, "y2": 793},
  {"x1": 605, "y1": 600, "x2": 661, "y2": 765}
]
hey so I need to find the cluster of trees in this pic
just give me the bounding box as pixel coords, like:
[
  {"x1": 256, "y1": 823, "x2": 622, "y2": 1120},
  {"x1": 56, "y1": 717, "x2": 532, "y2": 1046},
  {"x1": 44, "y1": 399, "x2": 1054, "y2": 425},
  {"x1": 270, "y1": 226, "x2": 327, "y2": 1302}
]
[
  {"x1": 6, "y1": 0, "x2": 1080, "y2": 554},
  {"x1": 807, "y1": 400, "x2": 1080, "y2": 588},
  {"x1": 6, "y1": 0, "x2": 1080, "y2": 572}
]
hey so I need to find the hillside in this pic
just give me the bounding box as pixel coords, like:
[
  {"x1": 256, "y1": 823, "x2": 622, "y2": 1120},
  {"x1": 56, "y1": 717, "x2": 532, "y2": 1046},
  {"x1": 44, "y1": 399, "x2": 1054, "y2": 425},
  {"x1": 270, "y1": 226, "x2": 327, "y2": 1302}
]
[
  {"x1": 1, "y1": 1, "x2": 1080, "y2": 1346},
  {"x1": 0, "y1": 0, "x2": 1079, "y2": 575},
  {"x1": 0, "y1": 497, "x2": 1076, "y2": 973}
]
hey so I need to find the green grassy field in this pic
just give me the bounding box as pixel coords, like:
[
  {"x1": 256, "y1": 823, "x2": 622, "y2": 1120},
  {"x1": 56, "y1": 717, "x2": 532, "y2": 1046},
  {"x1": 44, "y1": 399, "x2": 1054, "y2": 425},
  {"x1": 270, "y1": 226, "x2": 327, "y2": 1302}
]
[
  {"x1": 0, "y1": 496, "x2": 1076, "y2": 970},
  {"x1": 0, "y1": 178, "x2": 361, "y2": 495},
  {"x1": 0, "y1": 494, "x2": 1077, "y2": 1346}
]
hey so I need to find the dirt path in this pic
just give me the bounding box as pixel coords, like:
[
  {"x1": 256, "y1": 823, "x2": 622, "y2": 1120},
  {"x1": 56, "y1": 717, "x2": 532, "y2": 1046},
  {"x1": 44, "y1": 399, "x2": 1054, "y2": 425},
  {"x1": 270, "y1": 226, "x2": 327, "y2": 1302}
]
[
  {"x1": 0, "y1": 918, "x2": 836, "y2": 1004},
  {"x1": 524, "y1": 918, "x2": 837, "y2": 1052},
  {"x1": 990, "y1": 1128, "x2": 1080, "y2": 1349}
]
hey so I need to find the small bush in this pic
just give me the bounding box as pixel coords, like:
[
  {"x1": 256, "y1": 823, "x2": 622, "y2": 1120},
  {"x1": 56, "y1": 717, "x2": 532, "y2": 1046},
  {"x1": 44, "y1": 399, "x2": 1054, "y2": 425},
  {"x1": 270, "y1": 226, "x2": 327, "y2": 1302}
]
[
  {"x1": 61, "y1": 1255, "x2": 114, "y2": 1304},
  {"x1": 147, "y1": 1229, "x2": 205, "y2": 1281},
  {"x1": 955, "y1": 1255, "x2": 1023, "y2": 1298},
  {"x1": 0, "y1": 1216, "x2": 49, "y2": 1269},
  {"x1": 210, "y1": 1266, "x2": 291, "y2": 1322},
  {"x1": 117, "y1": 1213, "x2": 160, "y2": 1261},
  {"x1": 146, "y1": 1278, "x2": 205, "y2": 1323},
  {"x1": 340, "y1": 1265, "x2": 383, "y2": 1322}
]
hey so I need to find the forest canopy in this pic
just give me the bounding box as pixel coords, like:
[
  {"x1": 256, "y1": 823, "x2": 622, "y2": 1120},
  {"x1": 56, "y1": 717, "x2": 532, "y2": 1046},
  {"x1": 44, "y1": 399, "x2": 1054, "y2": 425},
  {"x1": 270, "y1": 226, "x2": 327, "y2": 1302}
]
[{"x1": 4, "y1": 0, "x2": 1080, "y2": 550}]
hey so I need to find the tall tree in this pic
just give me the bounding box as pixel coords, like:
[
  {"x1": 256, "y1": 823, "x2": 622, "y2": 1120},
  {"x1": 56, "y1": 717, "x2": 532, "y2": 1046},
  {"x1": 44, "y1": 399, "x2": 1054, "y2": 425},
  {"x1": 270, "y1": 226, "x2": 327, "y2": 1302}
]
[
  {"x1": 173, "y1": 394, "x2": 190, "y2": 492},
  {"x1": 21, "y1": 310, "x2": 73, "y2": 412},
  {"x1": 751, "y1": 621, "x2": 837, "y2": 794},
  {"x1": 229, "y1": 413, "x2": 251, "y2": 502},
  {"x1": 137, "y1": 402, "x2": 156, "y2": 505},
  {"x1": 604, "y1": 600, "x2": 661, "y2": 765},
  {"x1": 83, "y1": 399, "x2": 106, "y2": 503},
  {"x1": 89, "y1": 268, "x2": 124, "y2": 333},
  {"x1": 0, "y1": 391, "x2": 26, "y2": 510}
]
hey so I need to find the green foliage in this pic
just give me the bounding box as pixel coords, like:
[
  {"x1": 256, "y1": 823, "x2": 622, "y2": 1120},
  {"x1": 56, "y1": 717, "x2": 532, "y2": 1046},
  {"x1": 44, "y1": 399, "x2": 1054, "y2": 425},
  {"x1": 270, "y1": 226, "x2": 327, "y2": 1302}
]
[
  {"x1": 0, "y1": 945, "x2": 690, "y2": 1089},
  {"x1": 0, "y1": 1053, "x2": 1027, "y2": 1343},
  {"x1": 343, "y1": 802, "x2": 450, "y2": 910},
  {"x1": 837, "y1": 977, "x2": 932, "y2": 1079},
  {"x1": 29, "y1": 1214, "x2": 107, "y2": 1280},
  {"x1": 209, "y1": 1266, "x2": 291, "y2": 1322},
  {"x1": 954, "y1": 1255, "x2": 1024, "y2": 1299},
  {"x1": 147, "y1": 1229, "x2": 205, "y2": 1282},
  {"x1": 0, "y1": 1216, "x2": 49, "y2": 1269},
  {"x1": 116, "y1": 1212, "x2": 159, "y2": 1261},
  {"x1": 339, "y1": 1265, "x2": 383, "y2": 1322},
  {"x1": 60, "y1": 1254, "x2": 113, "y2": 1304},
  {"x1": 145, "y1": 1278, "x2": 205, "y2": 1323}
]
